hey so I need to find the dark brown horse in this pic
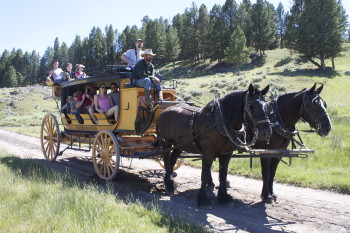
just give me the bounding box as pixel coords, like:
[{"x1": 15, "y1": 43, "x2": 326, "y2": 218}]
[
  {"x1": 254, "y1": 83, "x2": 332, "y2": 203},
  {"x1": 156, "y1": 84, "x2": 272, "y2": 209}
]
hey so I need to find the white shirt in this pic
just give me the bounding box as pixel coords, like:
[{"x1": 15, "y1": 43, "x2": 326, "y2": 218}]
[{"x1": 123, "y1": 49, "x2": 143, "y2": 67}]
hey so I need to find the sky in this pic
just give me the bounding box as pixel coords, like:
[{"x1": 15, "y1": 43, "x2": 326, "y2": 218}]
[{"x1": 0, "y1": 0, "x2": 349, "y2": 56}]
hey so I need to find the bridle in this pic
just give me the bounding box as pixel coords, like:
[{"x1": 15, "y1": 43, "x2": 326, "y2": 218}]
[
  {"x1": 217, "y1": 92, "x2": 270, "y2": 148},
  {"x1": 243, "y1": 92, "x2": 271, "y2": 128},
  {"x1": 299, "y1": 91, "x2": 328, "y2": 132}
]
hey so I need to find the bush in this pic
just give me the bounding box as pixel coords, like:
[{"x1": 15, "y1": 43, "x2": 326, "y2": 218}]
[
  {"x1": 190, "y1": 90, "x2": 203, "y2": 97},
  {"x1": 226, "y1": 85, "x2": 238, "y2": 91},
  {"x1": 252, "y1": 77, "x2": 263, "y2": 83}
]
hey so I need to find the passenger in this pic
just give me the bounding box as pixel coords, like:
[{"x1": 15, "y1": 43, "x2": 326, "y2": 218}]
[
  {"x1": 121, "y1": 39, "x2": 144, "y2": 69},
  {"x1": 89, "y1": 83, "x2": 119, "y2": 124},
  {"x1": 108, "y1": 82, "x2": 120, "y2": 106},
  {"x1": 63, "y1": 63, "x2": 75, "y2": 81},
  {"x1": 75, "y1": 84, "x2": 95, "y2": 115},
  {"x1": 61, "y1": 96, "x2": 73, "y2": 114},
  {"x1": 132, "y1": 49, "x2": 163, "y2": 106},
  {"x1": 46, "y1": 60, "x2": 64, "y2": 84},
  {"x1": 71, "y1": 91, "x2": 83, "y2": 123},
  {"x1": 75, "y1": 64, "x2": 87, "y2": 79}
]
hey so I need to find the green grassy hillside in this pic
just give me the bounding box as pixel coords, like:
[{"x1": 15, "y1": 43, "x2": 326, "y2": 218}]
[{"x1": 0, "y1": 44, "x2": 349, "y2": 193}]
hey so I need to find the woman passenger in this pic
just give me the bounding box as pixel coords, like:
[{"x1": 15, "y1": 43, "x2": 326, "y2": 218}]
[
  {"x1": 75, "y1": 64, "x2": 87, "y2": 79},
  {"x1": 88, "y1": 83, "x2": 119, "y2": 124}
]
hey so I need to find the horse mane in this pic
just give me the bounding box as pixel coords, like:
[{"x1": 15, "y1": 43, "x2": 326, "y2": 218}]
[
  {"x1": 202, "y1": 90, "x2": 246, "y2": 125},
  {"x1": 278, "y1": 88, "x2": 306, "y2": 104}
]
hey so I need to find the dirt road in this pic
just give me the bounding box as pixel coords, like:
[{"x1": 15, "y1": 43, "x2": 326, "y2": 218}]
[{"x1": 0, "y1": 128, "x2": 349, "y2": 233}]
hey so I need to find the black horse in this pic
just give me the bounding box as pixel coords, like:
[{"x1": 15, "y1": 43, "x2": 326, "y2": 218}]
[
  {"x1": 156, "y1": 84, "x2": 272, "y2": 209},
  {"x1": 255, "y1": 83, "x2": 332, "y2": 203}
]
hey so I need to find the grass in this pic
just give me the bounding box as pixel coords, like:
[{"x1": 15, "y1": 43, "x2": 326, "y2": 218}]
[{"x1": 0, "y1": 150, "x2": 207, "y2": 233}]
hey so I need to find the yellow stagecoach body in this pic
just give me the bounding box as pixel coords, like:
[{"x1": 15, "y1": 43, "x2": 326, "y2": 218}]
[{"x1": 54, "y1": 70, "x2": 177, "y2": 134}]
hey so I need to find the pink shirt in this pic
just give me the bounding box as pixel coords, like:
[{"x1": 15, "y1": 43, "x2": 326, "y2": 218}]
[{"x1": 98, "y1": 94, "x2": 111, "y2": 112}]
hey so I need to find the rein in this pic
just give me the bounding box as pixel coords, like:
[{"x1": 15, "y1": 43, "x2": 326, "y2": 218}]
[{"x1": 215, "y1": 93, "x2": 260, "y2": 149}]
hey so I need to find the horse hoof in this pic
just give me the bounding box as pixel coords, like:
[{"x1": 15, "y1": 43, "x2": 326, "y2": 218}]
[
  {"x1": 261, "y1": 196, "x2": 273, "y2": 204},
  {"x1": 164, "y1": 183, "x2": 176, "y2": 195},
  {"x1": 218, "y1": 193, "x2": 234, "y2": 204}
]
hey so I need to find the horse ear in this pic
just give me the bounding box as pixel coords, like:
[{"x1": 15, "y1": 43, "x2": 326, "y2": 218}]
[
  {"x1": 307, "y1": 83, "x2": 317, "y2": 95},
  {"x1": 261, "y1": 85, "x2": 269, "y2": 96},
  {"x1": 316, "y1": 84, "x2": 324, "y2": 94},
  {"x1": 248, "y1": 84, "x2": 255, "y2": 95}
]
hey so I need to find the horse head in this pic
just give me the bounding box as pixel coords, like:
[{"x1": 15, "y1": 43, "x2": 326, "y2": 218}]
[
  {"x1": 299, "y1": 83, "x2": 332, "y2": 137},
  {"x1": 245, "y1": 84, "x2": 272, "y2": 141}
]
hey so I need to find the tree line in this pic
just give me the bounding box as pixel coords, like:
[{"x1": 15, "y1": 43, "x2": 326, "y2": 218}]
[{"x1": 0, "y1": 0, "x2": 348, "y2": 87}]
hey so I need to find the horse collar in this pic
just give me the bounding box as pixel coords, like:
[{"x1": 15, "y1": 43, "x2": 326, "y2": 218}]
[{"x1": 270, "y1": 97, "x2": 296, "y2": 139}]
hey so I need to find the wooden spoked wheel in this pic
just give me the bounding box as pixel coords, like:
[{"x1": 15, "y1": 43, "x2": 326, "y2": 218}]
[
  {"x1": 40, "y1": 114, "x2": 61, "y2": 162},
  {"x1": 157, "y1": 158, "x2": 184, "y2": 171},
  {"x1": 92, "y1": 130, "x2": 120, "y2": 180}
]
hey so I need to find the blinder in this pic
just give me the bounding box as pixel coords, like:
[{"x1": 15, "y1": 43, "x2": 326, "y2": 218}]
[
  {"x1": 299, "y1": 92, "x2": 328, "y2": 130},
  {"x1": 244, "y1": 93, "x2": 270, "y2": 127}
]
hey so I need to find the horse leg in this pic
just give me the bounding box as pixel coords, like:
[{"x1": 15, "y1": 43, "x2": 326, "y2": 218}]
[
  {"x1": 269, "y1": 158, "x2": 280, "y2": 203},
  {"x1": 170, "y1": 148, "x2": 182, "y2": 169},
  {"x1": 197, "y1": 155, "x2": 214, "y2": 209},
  {"x1": 260, "y1": 158, "x2": 273, "y2": 203},
  {"x1": 217, "y1": 155, "x2": 234, "y2": 204},
  {"x1": 160, "y1": 141, "x2": 176, "y2": 194}
]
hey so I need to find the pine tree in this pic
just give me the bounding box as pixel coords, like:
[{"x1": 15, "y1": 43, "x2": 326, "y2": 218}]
[
  {"x1": 3, "y1": 65, "x2": 17, "y2": 87},
  {"x1": 144, "y1": 18, "x2": 166, "y2": 62},
  {"x1": 224, "y1": 26, "x2": 251, "y2": 75},
  {"x1": 39, "y1": 46, "x2": 54, "y2": 78},
  {"x1": 53, "y1": 37, "x2": 61, "y2": 61},
  {"x1": 222, "y1": 0, "x2": 239, "y2": 56},
  {"x1": 251, "y1": 0, "x2": 277, "y2": 56},
  {"x1": 285, "y1": 0, "x2": 347, "y2": 70},
  {"x1": 70, "y1": 35, "x2": 83, "y2": 65},
  {"x1": 165, "y1": 26, "x2": 181, "y2": 67},
  {"x1": 197, "y1": 4, "x2": 210, "y2": 61},
  {"x1": 237, "y1": 0, "x2": 253, "y2": 47},
  {"x1": 105, "y1": 24, "x2": 116, "y2": 64},
  {"x1": 60, "y1": 42, "x2": 69, "y2": 66},
  {"x1": 208, "y1": 4, "x2": 226, "y2": 63},
  {"x1": 276, "y1": 2, "x2": 287, "y2": 48}
]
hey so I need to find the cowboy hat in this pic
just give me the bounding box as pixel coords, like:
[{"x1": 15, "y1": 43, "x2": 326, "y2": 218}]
[{"x1": 142, "y1": 49, "x2": 156, "y2": 56}]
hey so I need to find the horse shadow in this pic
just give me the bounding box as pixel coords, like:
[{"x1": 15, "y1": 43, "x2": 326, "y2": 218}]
[{"x1": 167, "y1": 187, "x2": 295, "y2": 233}]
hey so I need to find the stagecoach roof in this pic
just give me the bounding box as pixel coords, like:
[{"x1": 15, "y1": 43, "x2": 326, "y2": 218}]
[{"x1": 60, "y1": 66, "x2": 132, "y2": 89}]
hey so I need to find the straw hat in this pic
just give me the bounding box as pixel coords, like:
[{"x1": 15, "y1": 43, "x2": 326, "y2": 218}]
[{"x1": 142, "y1": 49, "x2": 156, "y2": 56}]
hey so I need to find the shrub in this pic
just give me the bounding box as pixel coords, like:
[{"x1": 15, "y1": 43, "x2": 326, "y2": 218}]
[
  {"x1": 190, "y1": 90, "x2": 203, "y2": 97},
  {"x1": 252, "y1": 77, "x2": 263, "y2": 83}
]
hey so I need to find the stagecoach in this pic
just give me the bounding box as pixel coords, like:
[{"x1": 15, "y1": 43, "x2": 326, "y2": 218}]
[
  {"x1": 41, "y1": 65, "x2": 186, "y2": 180},
  {"x1": 40, "y1": 65, "x2": 317, "y2": 184}
]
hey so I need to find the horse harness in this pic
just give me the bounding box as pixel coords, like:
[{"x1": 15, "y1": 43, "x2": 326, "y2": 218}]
[
  {"x1": 188, "y1": 92, "x2": 269, "y2": 152},
  {"x1": 268, "y1": 90, "x2": 325, "y2": 149}
]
